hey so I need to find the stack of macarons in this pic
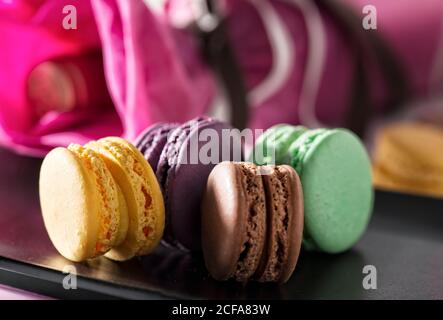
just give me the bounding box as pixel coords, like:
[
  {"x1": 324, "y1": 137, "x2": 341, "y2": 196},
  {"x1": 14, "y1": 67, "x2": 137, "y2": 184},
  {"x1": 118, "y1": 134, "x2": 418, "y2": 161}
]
[
  {"x1": 39, "y1": 137, "x2": 165, "y2": 262},
  {"x1": 372, "y1": 122, "x2": 443, "y2": 198},
  {"x1": 202, "y1": 162, "x2": 304, "y2": 283}
]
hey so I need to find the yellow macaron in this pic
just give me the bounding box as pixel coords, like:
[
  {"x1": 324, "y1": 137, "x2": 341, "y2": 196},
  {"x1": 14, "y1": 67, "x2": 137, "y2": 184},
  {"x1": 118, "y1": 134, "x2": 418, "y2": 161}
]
[
  {"x1": 39, "y1": 145, "x2": 128, "y2": 262},
  {"x1": 87, "y1": 137, "x2": 165, "y2": 261},
  {"x1": 372, "y1": 122, "x2": 443, "y2": 198},
  {"x1": 39, "y1": 138, "x2": 165, "y2": 262}
]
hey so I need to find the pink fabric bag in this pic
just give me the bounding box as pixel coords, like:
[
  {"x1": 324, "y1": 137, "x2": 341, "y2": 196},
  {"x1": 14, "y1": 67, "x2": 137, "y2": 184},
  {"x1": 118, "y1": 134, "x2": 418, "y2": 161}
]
[
  {"x1": 196, "y1": 0, "x2": 443, "y2": 131},
  {"x1": 1, "y1": 0, "x2": 443, "y2": 156},
  {"x1": 0, "y1": 0, "x2": 214, "y2": 156},
  {"x1": 91, "y1": 0, "x2": 215, "y2": 140},
  {"x1": 0, "y1": 0, "x2": 103, "y2": 155}
]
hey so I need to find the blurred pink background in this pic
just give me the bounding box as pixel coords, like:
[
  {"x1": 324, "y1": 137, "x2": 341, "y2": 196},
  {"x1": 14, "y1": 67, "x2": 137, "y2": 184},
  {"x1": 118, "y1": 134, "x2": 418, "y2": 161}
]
[{"x1": 0, "y1": 0, "x2": 442, "y2": 156}]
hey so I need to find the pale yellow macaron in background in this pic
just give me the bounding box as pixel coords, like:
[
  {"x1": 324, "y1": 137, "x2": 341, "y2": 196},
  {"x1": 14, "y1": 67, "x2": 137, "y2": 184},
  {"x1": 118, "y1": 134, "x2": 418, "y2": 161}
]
[
  {"x1": 372, "y1": 122, "x2": 443, "y2": 198},
  {"x1": 88, "y1": 137, "x2": 165, "y2": 261},
  {"x1": 39, "y1": 138, "x2": 165, "y2": 262}
]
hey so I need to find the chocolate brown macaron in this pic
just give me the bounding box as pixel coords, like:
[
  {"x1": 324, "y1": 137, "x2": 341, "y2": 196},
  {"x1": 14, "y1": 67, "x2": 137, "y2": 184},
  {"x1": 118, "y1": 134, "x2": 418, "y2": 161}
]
[{"x1": 201, "y1": 162, "x2": 303, "y2": 283}]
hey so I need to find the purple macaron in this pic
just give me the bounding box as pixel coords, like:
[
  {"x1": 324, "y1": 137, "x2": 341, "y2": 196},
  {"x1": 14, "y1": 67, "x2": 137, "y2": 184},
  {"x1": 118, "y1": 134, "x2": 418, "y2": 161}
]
[
  {"x1": 135, "y1": 123, "x2": 179, "y2": 170},
  {"x1": 135, "y1": 117, "x2": 241, "y2": 251},
  {"x1": 156, "y1": 117, "x2": 240, "y2": 251}
]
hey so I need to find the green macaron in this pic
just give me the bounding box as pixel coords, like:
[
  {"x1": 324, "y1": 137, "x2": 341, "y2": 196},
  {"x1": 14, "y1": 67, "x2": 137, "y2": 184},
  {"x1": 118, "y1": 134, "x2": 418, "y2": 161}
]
[
  {"x1": 251, "y1": 125, "x2": 373, "y2": 254},
  {"x1": 249, "y1": 124, "x2": 307, "y2": 165}
]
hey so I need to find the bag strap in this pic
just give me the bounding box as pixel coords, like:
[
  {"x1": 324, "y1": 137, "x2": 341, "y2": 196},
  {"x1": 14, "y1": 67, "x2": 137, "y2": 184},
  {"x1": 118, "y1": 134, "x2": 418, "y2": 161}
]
[{"x1": 194, "y1": 0, "x2": 249, "y2": 130}]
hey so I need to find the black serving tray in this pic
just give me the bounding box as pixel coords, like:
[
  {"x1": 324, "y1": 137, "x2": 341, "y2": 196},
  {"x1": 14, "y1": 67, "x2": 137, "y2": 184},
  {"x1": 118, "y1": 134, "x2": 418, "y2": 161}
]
[{"x1": 0, "y1": 148, "x2": 442, "y2": 299}]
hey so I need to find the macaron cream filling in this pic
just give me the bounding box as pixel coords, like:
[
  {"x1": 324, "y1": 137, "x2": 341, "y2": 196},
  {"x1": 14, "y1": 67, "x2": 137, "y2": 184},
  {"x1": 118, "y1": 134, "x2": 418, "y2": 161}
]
[{"x1": 68, "y1": 144, "x2": 121, "y2": 256}]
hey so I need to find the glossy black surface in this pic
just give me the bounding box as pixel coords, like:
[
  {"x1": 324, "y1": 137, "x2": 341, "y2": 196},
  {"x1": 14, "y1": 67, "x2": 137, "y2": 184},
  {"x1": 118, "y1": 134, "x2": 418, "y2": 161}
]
[{"x1": 0, "y1": 148, "x2": 442, "y2": 299}]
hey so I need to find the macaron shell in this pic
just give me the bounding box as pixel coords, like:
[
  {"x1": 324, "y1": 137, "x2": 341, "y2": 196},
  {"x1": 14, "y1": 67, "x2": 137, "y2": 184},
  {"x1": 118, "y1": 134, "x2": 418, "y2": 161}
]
[
  {"x1": 201, "y1": 162, "x2": 266, "y2": 281},
  {"x1": 120, "y1": 137, "x2": 165, "y2": 255},
  {"x1": 158, "y1": 118, "x2": 236, "y2": 251},
  {"x1": 68, "y1": 144, "x2": 123, "y2": 256},
  {"x1": 373, "y1": 163, "x2": 443, "y2": 198},
  {"x1": 372, "y1": 122, "x2": 443, "y2": 198},
  {"x1": 201, "y1": 162, "x2": 246, "y2": 280},
  {"x1": 88, "y1": 138, "x2": 164, "y2": 261},
  {"x1": 373, "y1": 122, "x2": 443, "y2": 173},
  {"x1": 100, "y1": 150, "x2": 141, "y2": 261},
  {"x1": 288, "y1": 128, "x2": 328, "y2": 174},
  {"x1": 156, "y1": 124, "x2": 192, "y2": 248},
  {"x1": 249, "y1": 124, "x2": 307, "y2": 165},
  {"x1": 39, "y1": 148, "x2": 99, "y2": 262},
  {"x1": 135, "y1": 123, "x2": 168, "y2": 154},
  {"x1": 257, "y1": 165, "x2": 303, "y2": 283},
  {"x1": 135, "y1": 123, "x2": 179, "y2": 169},
  {"x1": 300, "y1": 129, "x2": 373, "y2": 253},
  {"x1": 173, "y1": 121, "x2": 237, "y2": 251},
  {"x1": 277, "y1": 165, "x2": 304, "y2": 283}
]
